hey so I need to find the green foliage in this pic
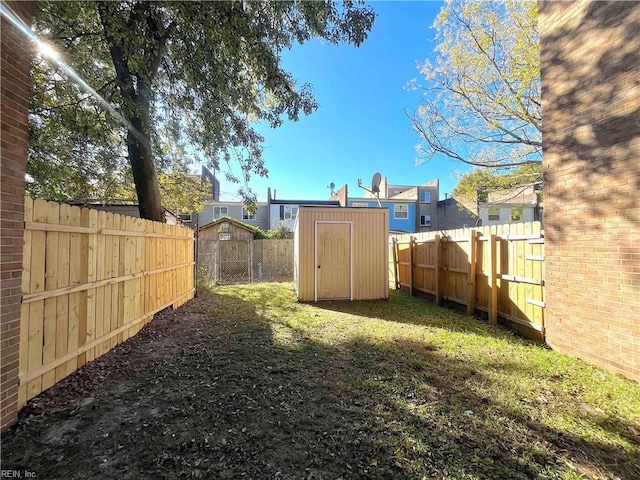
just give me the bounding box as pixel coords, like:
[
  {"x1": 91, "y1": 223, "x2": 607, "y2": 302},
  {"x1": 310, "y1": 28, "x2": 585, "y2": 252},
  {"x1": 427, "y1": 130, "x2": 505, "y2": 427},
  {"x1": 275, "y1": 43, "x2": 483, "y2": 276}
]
[
  {"x1": 510, "y1": 205, "x2": 523, "y2": 221},
  {"x1": 410, "y1": 0, "x2": 540, "y2": 170},
  {"x1": 232, "y1": 217, "x2": 268, "y2": 240},
  {"x1": 30, "y1": 1, "x2": 376, "y2": 218},
  {"x1": 266, "y1": 225, "x2": 294, "y2": 239},
  {"x1": 452, "y1": 164, "x2": 542, "y2": 206},
  {"x1": 28, "y1": 2, "x2": 127, "y2": 203}
]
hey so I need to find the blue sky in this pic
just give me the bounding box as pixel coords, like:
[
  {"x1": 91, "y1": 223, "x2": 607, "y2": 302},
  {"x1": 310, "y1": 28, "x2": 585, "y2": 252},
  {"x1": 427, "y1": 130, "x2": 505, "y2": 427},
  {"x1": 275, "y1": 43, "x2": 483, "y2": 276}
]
[{"x1": 214, "y1": 1, "x2": 464, "y2": 203}]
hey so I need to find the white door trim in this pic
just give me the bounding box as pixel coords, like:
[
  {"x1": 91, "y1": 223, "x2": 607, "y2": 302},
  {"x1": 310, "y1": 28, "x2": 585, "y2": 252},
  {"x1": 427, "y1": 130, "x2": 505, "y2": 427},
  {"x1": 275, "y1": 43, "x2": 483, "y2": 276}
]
[{"x1": 314, "y1": 221, "x2": 353, "y2": 301}]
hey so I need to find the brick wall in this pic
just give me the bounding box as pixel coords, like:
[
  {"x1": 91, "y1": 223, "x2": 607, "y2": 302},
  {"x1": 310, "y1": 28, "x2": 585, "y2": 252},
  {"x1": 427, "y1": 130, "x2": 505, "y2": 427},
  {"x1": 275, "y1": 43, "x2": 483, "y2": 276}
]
[
  {"x1": 540, "y1": 1, "x2": 640, "y2": 381},
  {"x1": 1, "y1": 1, "x2": 36, "y2": 431}
]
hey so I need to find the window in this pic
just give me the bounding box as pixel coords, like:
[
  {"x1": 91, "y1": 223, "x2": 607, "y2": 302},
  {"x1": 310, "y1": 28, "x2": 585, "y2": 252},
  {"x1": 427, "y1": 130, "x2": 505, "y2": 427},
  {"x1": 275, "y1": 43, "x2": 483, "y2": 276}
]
[
  {"x1": 213, "y1": 206, "x2": 228, "y2": 219},
  {"x1": 511, "y1": 206, "x2": 523, "y2": 221},
  {"x1": 179, "y1": 213, "x2": 192, "y2": 222},
  {"x1": 488, "y1": 207, "x2": 500, "y2": 221},
  {"x1": 219, "y1": 233, "x2": 231, "y2": 240},
  {"x1": 284, "y1": 206, "x2": 297, "y2": 220},
  {"x1": 242, "y1": 208, "x2": 255, "y2": 220},
  {"x1": 420, "y1": 215, "x2": 431, "y2": 227},
  {"x1": 420, "y1": 191, "x2": 431, "y2": 203},
  {"x1": 394, "y1": 204, "x2": 408, "y2": 219},
  {"x1": 352, "y1": 202, "x2": 368, "y2": 208}
]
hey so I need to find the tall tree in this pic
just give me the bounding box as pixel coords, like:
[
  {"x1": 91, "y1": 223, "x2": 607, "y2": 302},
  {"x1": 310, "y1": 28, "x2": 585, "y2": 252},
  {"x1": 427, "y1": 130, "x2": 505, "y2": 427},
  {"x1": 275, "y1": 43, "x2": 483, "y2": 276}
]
[
  {"x1": 409, "y1": 0, "x2": 540, "y2": 176},
  {"x1": 31, "y1": 1, "x2": 376, "y2": 221}
]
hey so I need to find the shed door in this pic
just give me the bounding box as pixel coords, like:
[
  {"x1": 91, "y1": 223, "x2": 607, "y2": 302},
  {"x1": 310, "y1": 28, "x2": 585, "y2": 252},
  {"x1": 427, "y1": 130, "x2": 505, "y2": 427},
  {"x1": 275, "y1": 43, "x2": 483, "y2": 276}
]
[{"x1": 317, "y1": 223, "x2": 351, "y2": 300}]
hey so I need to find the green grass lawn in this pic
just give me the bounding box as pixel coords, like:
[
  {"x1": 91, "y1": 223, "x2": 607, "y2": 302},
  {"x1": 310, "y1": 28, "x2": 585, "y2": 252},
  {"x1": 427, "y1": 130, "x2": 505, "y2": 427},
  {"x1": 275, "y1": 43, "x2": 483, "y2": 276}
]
[
  {"x1": 201, "y1": 281, "x2": 640, "y2": 480},
  {"x1": 3, "y1": 281, "x2": 638, "y2": 480}
]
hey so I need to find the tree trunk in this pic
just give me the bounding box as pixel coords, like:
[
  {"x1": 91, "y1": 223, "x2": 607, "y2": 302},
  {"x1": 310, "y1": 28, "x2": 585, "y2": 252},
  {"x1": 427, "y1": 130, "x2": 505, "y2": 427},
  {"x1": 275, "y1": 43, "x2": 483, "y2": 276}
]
[
  {"x1": 126, "y1": 83, "x2": 164, "y2": 222},
  {"x1": 97, "y1": 1, "x2": 165, "y2": 223},
  {"x1": 128, "y1": 124, "x2": 164, "y2": 222}
]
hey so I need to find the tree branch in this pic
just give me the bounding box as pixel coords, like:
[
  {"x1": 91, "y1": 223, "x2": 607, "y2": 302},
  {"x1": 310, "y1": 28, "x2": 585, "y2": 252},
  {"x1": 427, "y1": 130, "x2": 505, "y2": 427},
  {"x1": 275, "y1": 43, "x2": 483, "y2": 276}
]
[
  {"x1": 97, "y1": 1, "x2": 131, "y2": 91},
  {"x1": 451, "y1": 9, "x2": 541, "y2": 131}
]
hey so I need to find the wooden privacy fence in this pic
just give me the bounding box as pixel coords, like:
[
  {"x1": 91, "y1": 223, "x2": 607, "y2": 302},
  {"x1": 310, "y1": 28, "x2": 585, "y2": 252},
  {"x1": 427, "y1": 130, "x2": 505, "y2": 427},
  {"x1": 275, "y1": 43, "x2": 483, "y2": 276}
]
[
  {"x1": 389, "y1": 222, "x2": 545, "y2": 340},
  {"x1": 18, "y1": 197, "x2": 195, "y2": 408}
]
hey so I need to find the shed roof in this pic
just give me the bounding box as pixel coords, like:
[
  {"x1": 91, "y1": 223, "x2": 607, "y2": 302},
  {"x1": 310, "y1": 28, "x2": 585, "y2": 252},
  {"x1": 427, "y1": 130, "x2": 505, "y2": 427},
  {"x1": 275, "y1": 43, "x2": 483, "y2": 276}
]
[{"x1": 199, "y1": 216, "x2": 259, "y2": 235}]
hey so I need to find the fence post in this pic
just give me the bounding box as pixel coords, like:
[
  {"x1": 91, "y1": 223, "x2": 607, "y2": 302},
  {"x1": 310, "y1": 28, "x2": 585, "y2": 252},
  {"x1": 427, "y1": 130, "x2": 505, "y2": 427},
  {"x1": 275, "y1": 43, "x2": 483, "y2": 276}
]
[
  {"x1": 489, "y1": 234, "x2": 498, "y2": 325},
  {"x1": 215, "y1": 247, "x2": 219, "y2": 283},
  {"x1": 392, "y1": 237, "x2": 399, "y2": 289},
  {"x1": 435, "y1": 234, "x2": 442, "y2": 305},
  {"x1": 467, "y1": 229, "x2": 477, "y2": 315},
  {"x1": 249, "y1": 239, "x2": 253, "y2": 283},
  {"x1": 409, "y1": 236, "x2": 415, "y2": 296},
  {"x1": 194, "y1": 225, "x2": 199, "y2": 297},
  {"x1": 409, "y1": 237, "x2": 415, "y2": 295}
]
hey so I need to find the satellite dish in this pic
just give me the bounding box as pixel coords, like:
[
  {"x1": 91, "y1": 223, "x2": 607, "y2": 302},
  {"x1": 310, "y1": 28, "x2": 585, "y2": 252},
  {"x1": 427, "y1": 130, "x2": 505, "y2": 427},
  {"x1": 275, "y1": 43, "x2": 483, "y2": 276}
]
[
  {"x1": 371, "y1": 173, "x2": 382, "y2": 194},
  {"x1": 329, "y1": 182, "x2": 335, "y2": 190},
  {"x1": 356, "y1": 174, "x2": 382, "y2": 208}
]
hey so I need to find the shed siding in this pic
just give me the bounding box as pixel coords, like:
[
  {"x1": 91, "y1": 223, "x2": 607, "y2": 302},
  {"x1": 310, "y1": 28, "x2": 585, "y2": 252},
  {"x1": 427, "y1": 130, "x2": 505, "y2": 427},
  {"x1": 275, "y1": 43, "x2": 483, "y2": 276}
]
[{"x1": 295, "y1": 208, "x2": 388, "y2": 301}]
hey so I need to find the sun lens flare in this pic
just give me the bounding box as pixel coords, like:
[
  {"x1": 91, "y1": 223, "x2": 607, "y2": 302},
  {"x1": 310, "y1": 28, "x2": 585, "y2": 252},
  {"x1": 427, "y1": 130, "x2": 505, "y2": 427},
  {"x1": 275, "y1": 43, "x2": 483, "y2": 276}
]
[
  {"x1": 36, "y1": 40, "x2": 60, "y2": 61},
  {"x1": 0, "y1": 2, "x2": 149, "y2": 149}
]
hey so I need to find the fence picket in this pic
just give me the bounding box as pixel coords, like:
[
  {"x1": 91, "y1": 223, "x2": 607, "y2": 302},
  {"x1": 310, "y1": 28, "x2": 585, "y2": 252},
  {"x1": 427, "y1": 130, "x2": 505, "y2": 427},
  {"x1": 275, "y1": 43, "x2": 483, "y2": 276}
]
[
  {"x1": 467, "y1": 230, "x2": 477, "y2": 315},
  {"x1": 41, "y1": 201, "x2": 60, "y2": 390},
  {"x1": 390, "y1": 222, "x2": 545, "y2": 340},
  {"x1": 17, "y1": 197, "x2": 195, "y2": 409},
  {"x1": 26, "y1": 199, "x2": 48, "y2": 400},
  {"x1": 18, "y1": 197, "x2": 33, "y2": 407}
]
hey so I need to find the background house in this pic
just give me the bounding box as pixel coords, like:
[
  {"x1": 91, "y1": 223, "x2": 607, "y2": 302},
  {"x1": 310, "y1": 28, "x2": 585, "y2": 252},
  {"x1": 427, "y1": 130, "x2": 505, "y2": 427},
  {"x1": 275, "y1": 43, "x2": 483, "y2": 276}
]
[
  {"x1": 196, "y1": 202, "x2": 270, "y2": 231},
  {"x1": 342, "y1": 175, "x2": 440, "y2": 233},
  {"x1": 192, "y1": 187, "x2": 339, "y2": 233},
  {"x1": 179, "y1": 166, "x2": 222, "y2": 229},
  {"x1": 436, "y1": 196, "x2": 479, "y2": 230},
  {"x1": 385, "y1": 179, "x2": 439, "y2": 232},
  {"x1": 268, "y1": 188, "x2": 340, "y2": 231},
  {"x1": 478, "y1": 185, "x2": 542, "y2": 226},
  {"x1": 347, "y1": 197, "x2": 416, "y2": 233},
  {"x1": 199, "y1": 165, "x2": 220, "y2": 202}
]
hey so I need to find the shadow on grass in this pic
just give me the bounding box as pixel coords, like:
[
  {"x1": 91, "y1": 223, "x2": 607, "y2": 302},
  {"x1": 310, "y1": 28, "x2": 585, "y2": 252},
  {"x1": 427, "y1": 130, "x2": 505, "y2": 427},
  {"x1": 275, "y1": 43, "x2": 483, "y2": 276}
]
[
  {"x1": 2, "y1": 285, "x2": 638, "y2": 480},
  {"x1": 316, "y1": 288, "x2": 538, "y2": 346}
]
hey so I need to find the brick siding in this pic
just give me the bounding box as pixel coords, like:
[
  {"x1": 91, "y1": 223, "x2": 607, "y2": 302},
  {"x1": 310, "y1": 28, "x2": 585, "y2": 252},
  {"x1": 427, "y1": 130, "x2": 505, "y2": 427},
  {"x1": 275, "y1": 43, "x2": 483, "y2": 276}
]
[
  {"x1": 1, "y1": 1, "x2": 35, "y2": 431},
  {"x1": 540, "y1": 1, "x2": 640, "y2": 381}
]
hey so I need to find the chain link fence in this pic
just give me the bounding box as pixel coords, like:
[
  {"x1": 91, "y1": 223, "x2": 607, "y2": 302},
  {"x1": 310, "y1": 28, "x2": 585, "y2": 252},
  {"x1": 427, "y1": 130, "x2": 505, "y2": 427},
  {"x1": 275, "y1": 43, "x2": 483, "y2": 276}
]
[{"x1": 198, "y1": 239, "x2": 294, "y2": 284}]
